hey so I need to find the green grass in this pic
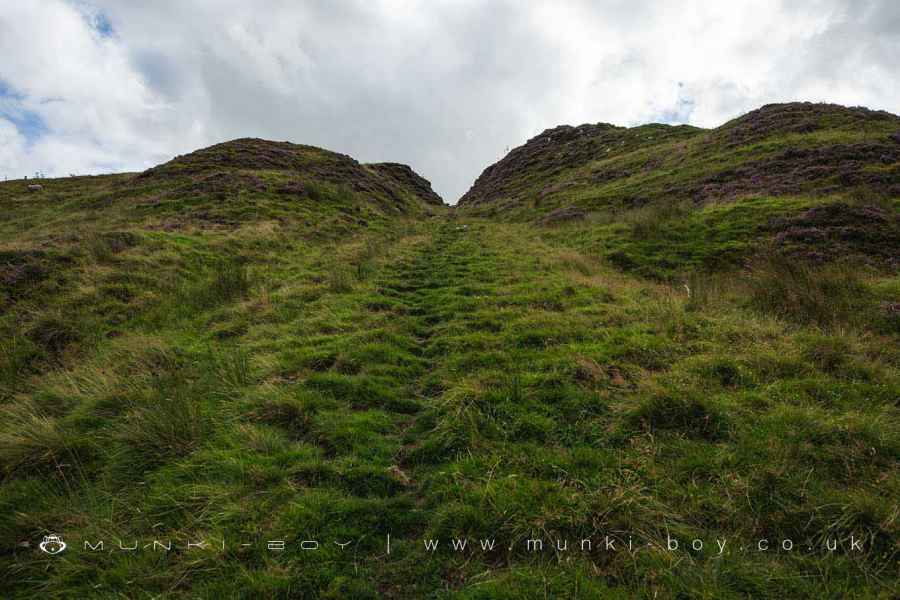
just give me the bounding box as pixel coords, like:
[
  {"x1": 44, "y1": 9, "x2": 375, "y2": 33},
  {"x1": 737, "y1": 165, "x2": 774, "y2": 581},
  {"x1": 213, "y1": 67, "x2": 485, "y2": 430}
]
[
  {"x1": 460, "y1": 102, "x2": 900, "y2": 222},
  {"x1": 0, "y1": 131, "x2": 898, "y2": 598}
]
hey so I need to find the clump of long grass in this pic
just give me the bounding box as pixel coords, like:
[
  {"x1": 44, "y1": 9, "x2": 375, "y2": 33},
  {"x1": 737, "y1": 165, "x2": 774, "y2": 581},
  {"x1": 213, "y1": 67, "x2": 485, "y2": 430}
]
[
  {"x1": 0, "y1": 403, "x2": 63, "y2": 475},
  {"x1": 179, "y1": 258, "x2": 250, "y2": 310},
  {"x1": 747, "y1": 254, "x2": 871, "y2": 328},
  {"x1": 0, "y1": 401, "x2": 92, "y2": 478},
  {"x1": 304, "y1": 180, "x2": 329, "y2": 202},
  {"x1": 83, "y1": 230, "x2": 139, "y2": 263},
  {"x1": 355, "y1": 238, "x2": 384, "y2": 280},
  {"x1": 628, "y1": 392, "x2": 729, "y2": 441},
  {"x1": 625, "y1": 200, "x2": 691, "y2": 239},
  {"x1": 115, "y1": 383, "x2": 210, "y2": 467},
  {"x1": 205, "y1": 259, "x2": 250, "y2": 303},
  {"x1": 25, "y1": 312, "x2": 85, "y2": 359},
  {"x1": 0, "y1": 335, "x2": 39, "y2": 398},
  {"x1": 326, "y1": 266, "x2": 355, "y2": 293},
  {"x1": 304, "y1": 181, "x2": 355, "y2": 205},
  {"x1": 683, "y1": 270, "x2": 738, "y2": 312},
  {"x1": 209, "y1": 345, "x2": 253, "y2": 390},
  {"x1": 555, "y1": 249, "x2": 596, "y2": 276}
]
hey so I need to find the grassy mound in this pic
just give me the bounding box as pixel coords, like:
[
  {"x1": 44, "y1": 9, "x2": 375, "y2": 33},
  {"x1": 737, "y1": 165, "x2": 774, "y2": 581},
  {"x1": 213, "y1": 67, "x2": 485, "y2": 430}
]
[{"x1": 459, "y1": 102, "x2": 900, "y2": 221}]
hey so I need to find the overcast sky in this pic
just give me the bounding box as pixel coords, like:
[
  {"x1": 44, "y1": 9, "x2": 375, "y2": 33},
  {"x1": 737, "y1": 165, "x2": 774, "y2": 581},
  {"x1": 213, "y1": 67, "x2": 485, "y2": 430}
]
[{"x1": 1, "y1": 1, "x2": 898, "y2": 202}]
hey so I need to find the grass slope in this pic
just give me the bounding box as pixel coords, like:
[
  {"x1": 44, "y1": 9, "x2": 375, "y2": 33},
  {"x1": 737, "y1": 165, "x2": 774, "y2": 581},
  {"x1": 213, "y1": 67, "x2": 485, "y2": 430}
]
[
  {"x1": 459, "y1": 103, "x2": 900, "y2": 219},
  {"x1": 458, "y1": 103, "x2": 900, "y2": 281},
  {"x1": 1, "y1": 122, "x2": 899, "y2": 598}
]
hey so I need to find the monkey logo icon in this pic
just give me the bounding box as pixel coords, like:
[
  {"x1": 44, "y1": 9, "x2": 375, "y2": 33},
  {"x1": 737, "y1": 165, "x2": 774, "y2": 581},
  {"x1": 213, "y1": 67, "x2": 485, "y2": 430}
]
[{"x1": 39, "y1": 534, "x2": 67, "y2": 555}]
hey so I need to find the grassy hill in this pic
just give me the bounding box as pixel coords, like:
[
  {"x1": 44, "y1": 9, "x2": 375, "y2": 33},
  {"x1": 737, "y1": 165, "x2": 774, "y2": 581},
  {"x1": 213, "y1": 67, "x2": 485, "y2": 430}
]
[
  {"x1": 1, "y1": 109, "x2": 899, "y2": 598},
  {"x1": 460, "y1": 102, "x2": 900, "y2": 216},
  {"x1": 460, "y1": 102, "x2": 900, "y2": 280}
]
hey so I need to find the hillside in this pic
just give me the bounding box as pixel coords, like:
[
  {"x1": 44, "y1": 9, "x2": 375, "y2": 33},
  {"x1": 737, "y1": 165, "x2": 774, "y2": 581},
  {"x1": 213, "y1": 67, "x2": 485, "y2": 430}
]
[
  {"x1": 460, "y1": 102, "x2": 900, "y2": 214},
  {"x1": 459, "y1": 103, "x2": 900, "y2": 279},
  {"x1": 1, "y1": 116, "x2": 899, "y2": 599},
  {"x1": 1, "y1": 138, "x2": 442, "y2": 238}
]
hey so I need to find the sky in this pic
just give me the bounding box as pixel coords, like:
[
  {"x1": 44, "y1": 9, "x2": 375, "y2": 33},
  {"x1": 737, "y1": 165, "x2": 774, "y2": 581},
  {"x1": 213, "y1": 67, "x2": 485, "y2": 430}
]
[{"x1": 1, "y1": 1, "x2": 899, "y2": 203}]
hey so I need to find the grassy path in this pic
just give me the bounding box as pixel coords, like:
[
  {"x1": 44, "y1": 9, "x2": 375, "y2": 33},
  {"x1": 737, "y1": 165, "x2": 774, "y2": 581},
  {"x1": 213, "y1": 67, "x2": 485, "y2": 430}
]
[{"x1": 1, "y1": 217, "x2": 897, "y2": 598}]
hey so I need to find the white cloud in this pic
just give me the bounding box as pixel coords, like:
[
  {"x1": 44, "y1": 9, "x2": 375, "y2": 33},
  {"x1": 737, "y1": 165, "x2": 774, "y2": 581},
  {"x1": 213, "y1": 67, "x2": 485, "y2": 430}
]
[
  {"x1": 0, "y1": 118, "x2": 27, "y2": 176},
  {"x1": 0, "y1": 0, "x2": 898, "y2": 201}
]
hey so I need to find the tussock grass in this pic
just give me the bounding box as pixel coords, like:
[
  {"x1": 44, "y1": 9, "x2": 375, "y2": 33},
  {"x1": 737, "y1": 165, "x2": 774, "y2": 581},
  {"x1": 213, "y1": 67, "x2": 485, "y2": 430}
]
[
  {"x1": 25, "y1": 312, "x2": 85, "y2": 359},
  {"x1": 113, "y1": 366, "x2": 215, "y2": 470},
  {"x1": 683, "y1": 270, "x2": 740, "y2": 312},
  {"x1": 0, "y1": 401, "x2": 96, "y2": 486},
  {"x1": 210, "y1": 345, "x2": 253, "y2": 390},
  {"x1": 0, "y1": 335, "x2": 39, "y2": 398},
  {"x1": 0, "y1": 403, "x2": 68, "y2": 475},
  {"x1": 625, "y1": 200, "x2": 692, "y2": 239},
  {"x1": 627, "y1": 391, "x2": 730, "y2": 440},
  {"x1": 747, "y1": 254, "x2": 872, "y2": 328},
  {"x1": 326, "y1": 265, "x2": 355, "y2": 293},
  {"x1": 189, "y1": 258, "x2": 251, "y2": 308},
  {"x1": 84, "y1": 231, "x2": 139, "y2": 263}
]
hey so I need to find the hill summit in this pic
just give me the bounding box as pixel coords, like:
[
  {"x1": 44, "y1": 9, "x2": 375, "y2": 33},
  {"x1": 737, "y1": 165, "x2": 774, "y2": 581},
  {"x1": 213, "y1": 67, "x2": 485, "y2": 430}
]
[
  {"x1": 458, "y1": 102, "x2": 900, "y2": 217},
  {"x1": 140, "y1": 137, "x2": 444, "y2": 210}
]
